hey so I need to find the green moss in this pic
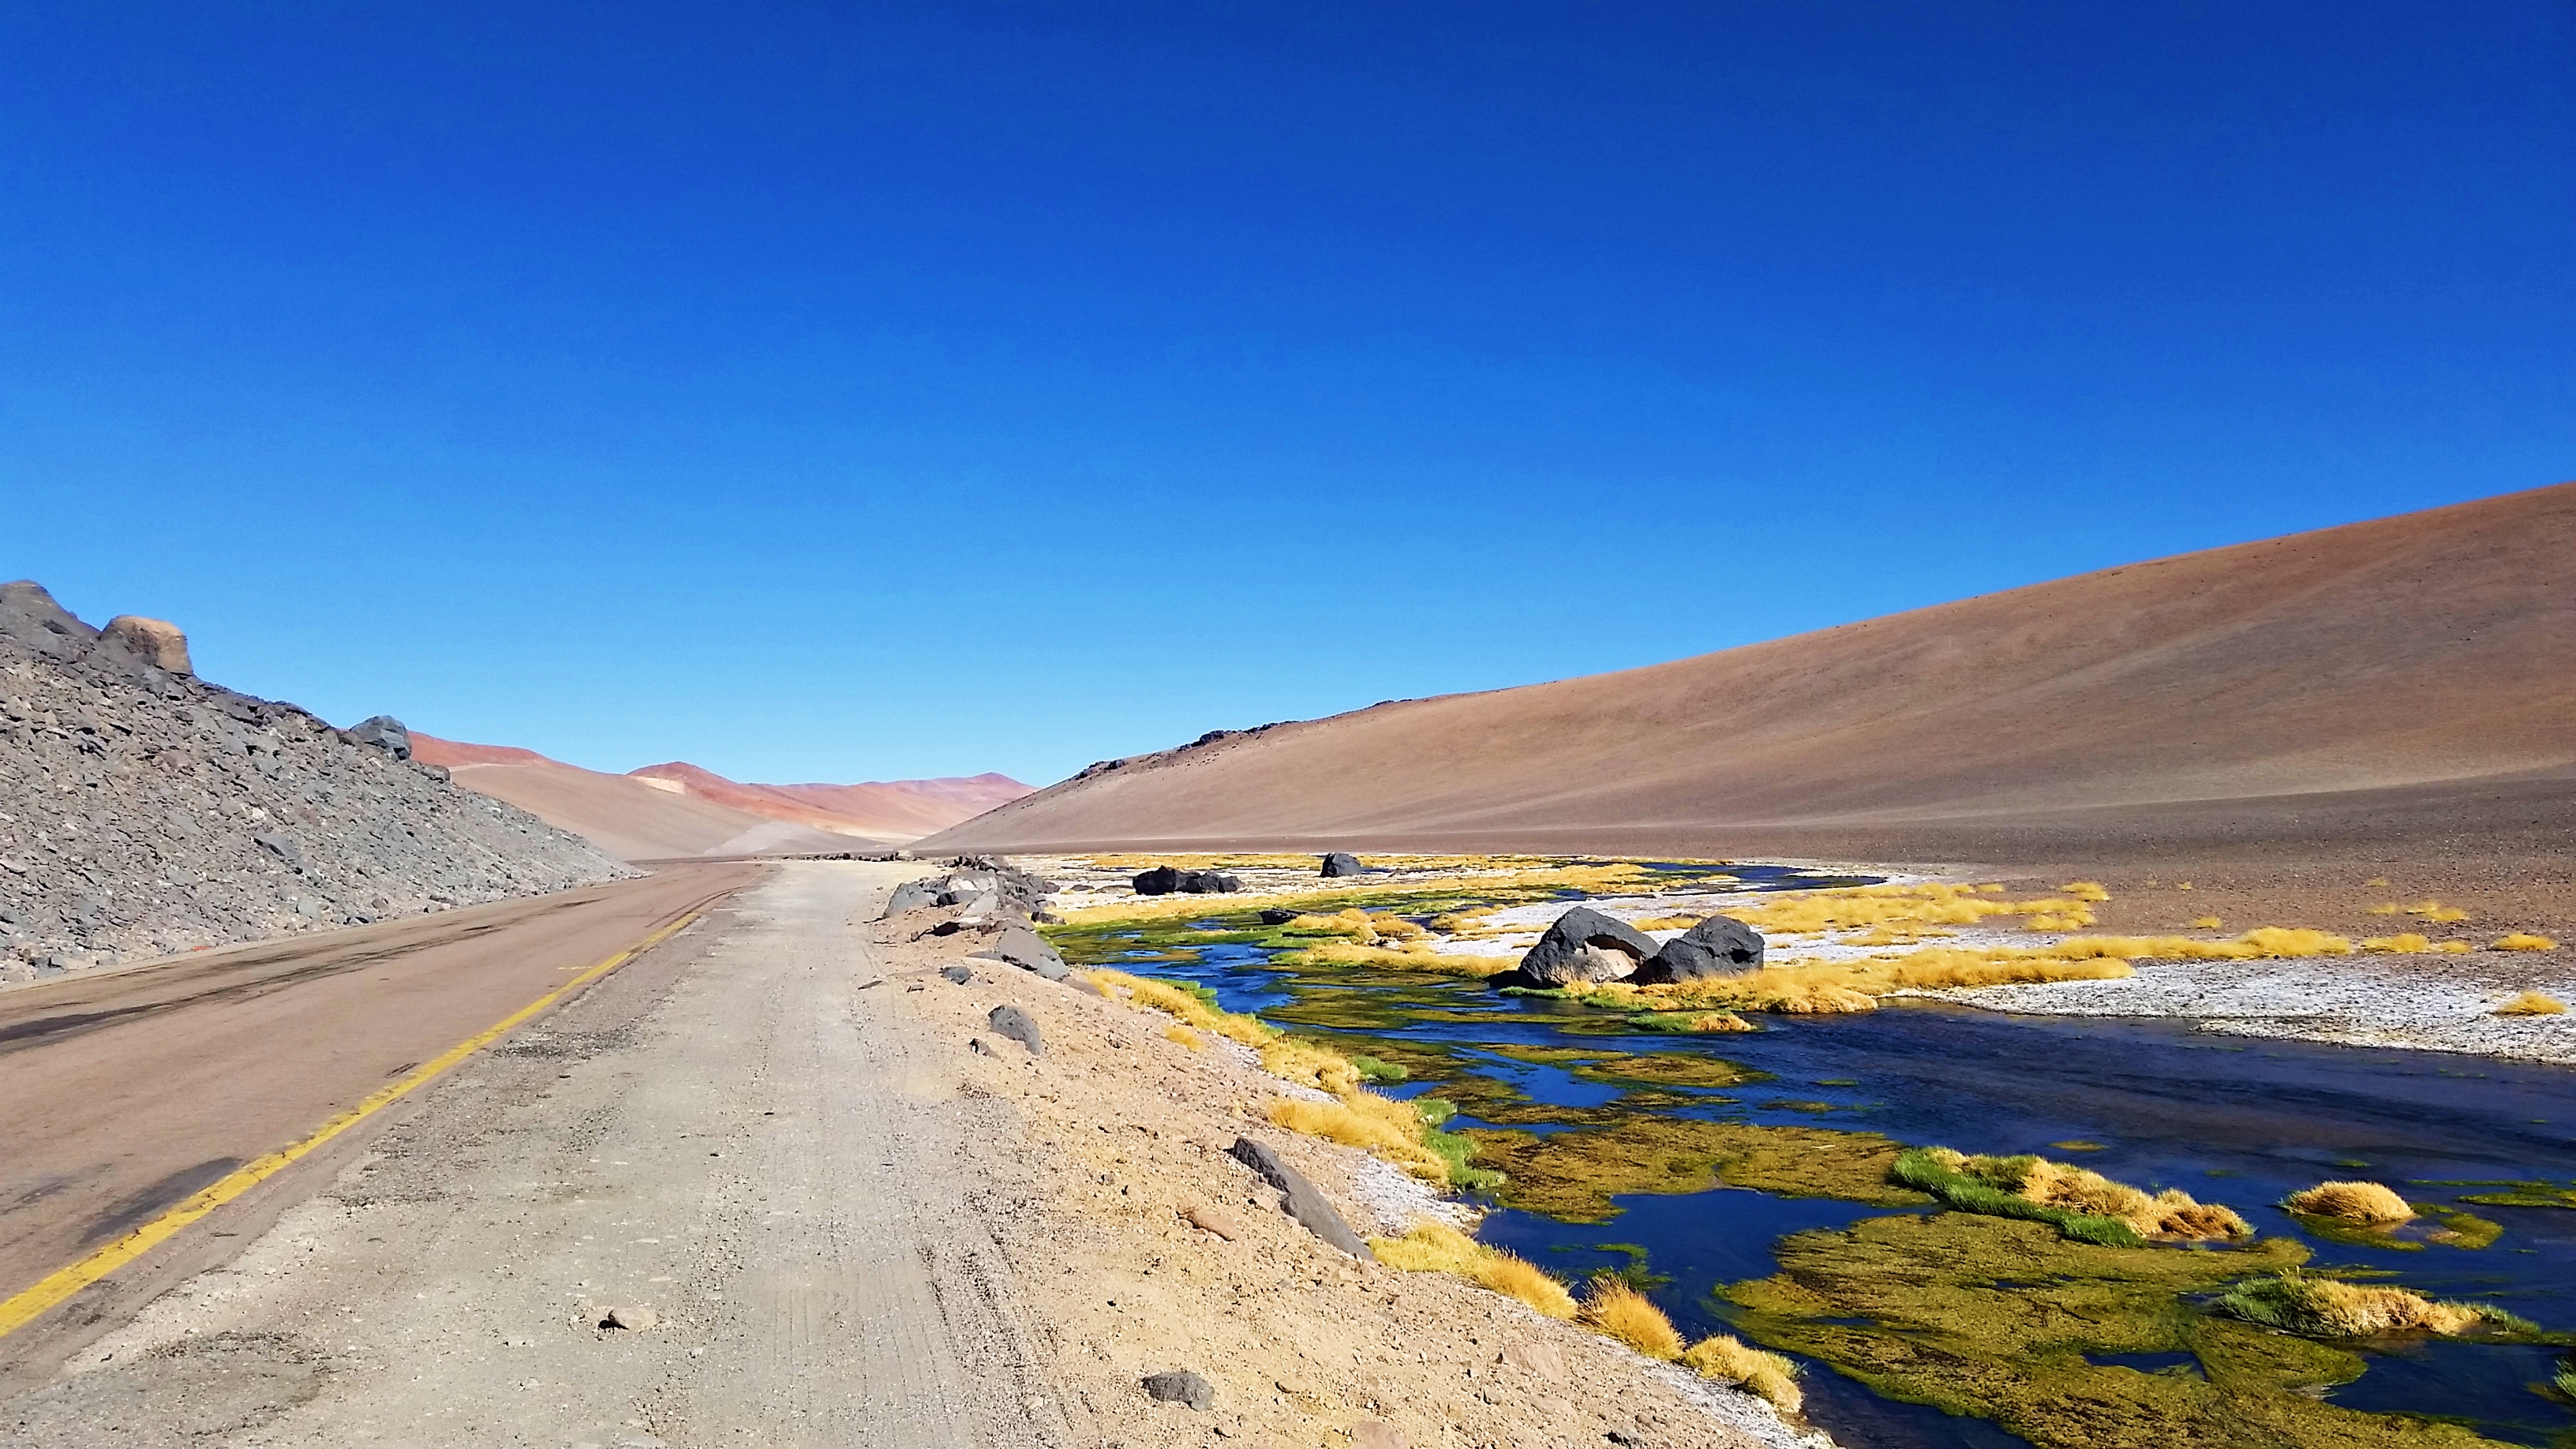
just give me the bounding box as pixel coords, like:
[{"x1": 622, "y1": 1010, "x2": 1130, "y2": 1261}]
[
  {"x1": 1466, "y1": 1118, "x2": 1927, "y2": 1223},
  {"x1": 2291, "y1": 1205, "x2": 2504, "y2": 1253},
  {"x1": 1726, "y1": 1212, "x2": 2517, "y2": 1448},
  {"x1": 2453, "y1": 1181, "x2": 2576, "y2": 1210},
  {"x1": 1563, "y1": 1052, "x2": 1769, "y2": 1091}
]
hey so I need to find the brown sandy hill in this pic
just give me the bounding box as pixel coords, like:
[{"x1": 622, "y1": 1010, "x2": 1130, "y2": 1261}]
[
  {"x1": 413, "y1": 735, "x2": 874, "y2": 861},
  {"x1": 625, "y1": 762, "x2": 1031, "y2": 841},
  {"x1": 926, "y1": 482, "x2": 2576, "y2": 876}
]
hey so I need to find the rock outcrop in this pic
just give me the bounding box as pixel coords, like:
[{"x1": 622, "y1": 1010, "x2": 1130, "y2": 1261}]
[
  {"x1": 1133, "y1": 866, "x2": 1241, "y2": 896},
  {"x1": 0, "y1": 581, "x2": 634, "y2": 980},
  {"x1": 1512, "y1": 906, "x2": 1657, "y2": 987},
  {"x1": 1633, "y1": 914, "x2": 1765, "y2": 983},
  {"x1": 1319, "y1": 852, "x2": 1365, "y2": 878}
]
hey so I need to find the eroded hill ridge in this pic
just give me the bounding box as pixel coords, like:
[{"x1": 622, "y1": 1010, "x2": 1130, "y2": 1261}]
[{"x1": 0, "y1": 582, "x2": 631, "y2": 979}]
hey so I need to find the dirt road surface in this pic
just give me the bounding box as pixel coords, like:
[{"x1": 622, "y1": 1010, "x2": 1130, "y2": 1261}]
[{"x1": 0, "y1": 861, "x2": 1068, "y2": 1447}]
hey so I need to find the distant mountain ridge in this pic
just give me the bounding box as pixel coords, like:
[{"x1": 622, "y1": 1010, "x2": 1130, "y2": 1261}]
[
  {"x1": 923, "y1": 481, "x2": 2576, "y2": 864},
  {"x1": 411, "y1": 734, "x2": 1030, "y2": 857}
]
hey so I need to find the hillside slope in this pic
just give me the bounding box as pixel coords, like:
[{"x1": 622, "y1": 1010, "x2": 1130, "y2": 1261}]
[
  {"x1": 624, "y1": 762, "x2": 1029, "y2": 842},
  {"x1": 0, "y1": 582, "x2": 632, "y2": 978},
  {"x1": 411, "y1": 737, "x2": 875, "y2": 860},
  {"x1": 927, "y1": 483, "x2": 2576, "y2": 864}
]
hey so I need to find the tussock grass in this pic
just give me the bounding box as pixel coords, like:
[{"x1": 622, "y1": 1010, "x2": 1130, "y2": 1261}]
[
  {"x1": 2406, "y1": 900, "x2": 2470, "y2": 923},
  {"x1": 2284, "y1": 1180, "x2": 2413, "y2": 1223},
  {"x1": 1624, "y1": 1010, "x2": 1756, "y2": 1033},
  {"x1": 1581, "y1": 1277, "x2": 1684, "y2": 1360},
  {"x1": 2497, "y1": 933, "x2": 2562, "y2": 952},
  {"x1": 1261, "y1": 1035, "x2": 1368, "y2": 1094},
  {"x1": 1896, "y1": 1147, "x2": 2248, "y2": 1245},
  {"x1": 1717, "y1": 882, "x2": 2099, "y2": 937},
  {"x1": 1682, "y1": 1334, "x2": 1802, "y2": 1413},
  {"x1": 2498, "y1": 990, "x2": 2567, "y2": 1016},
  {"x1": 1280, "y1": 938, "x2": 1520, "y2": 976},
  {"x1": 2191, "y1": 915, "x2": 2222, "y2": 930},
  {"x1": 1084, "y1": 968, "x2": 1274, "y2": 1047},
  {"x1": 1280, "y1": 908, "x2": 1431, "y2": 943},
  {"x1": 1370, "y1": 1219, "x2": 1576, "y2": 1318},
  {"x1": 1163, "y1": 1023, "x2": 1204, "y2": 1050},
  {"x1": 2215, "y1": 1269, "x2": 2497, "y2": 1338},
  {"x1": 1268, "y1": 1093, "x2": 1451, "y2": 1181}
]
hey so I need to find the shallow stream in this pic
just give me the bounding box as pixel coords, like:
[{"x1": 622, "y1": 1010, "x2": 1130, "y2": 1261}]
[{"x1": 1050, "y1": 862, "x2": 2576, "y2": 1448}]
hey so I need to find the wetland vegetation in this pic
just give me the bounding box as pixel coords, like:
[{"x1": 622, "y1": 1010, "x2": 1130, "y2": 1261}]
[{"x1": 1046, "y1": 853, "x2": 2576, "y2": 1447}]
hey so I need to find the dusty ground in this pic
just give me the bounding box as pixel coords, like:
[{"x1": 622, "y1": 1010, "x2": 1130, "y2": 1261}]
[{"x1": 2, "y1": 861, "x2": 1811, "y2": 1448}]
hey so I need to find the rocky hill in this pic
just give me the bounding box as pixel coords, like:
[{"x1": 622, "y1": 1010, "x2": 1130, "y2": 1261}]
[{"x1": 0, "y1": 582, "x2": 634, "y2": 981}]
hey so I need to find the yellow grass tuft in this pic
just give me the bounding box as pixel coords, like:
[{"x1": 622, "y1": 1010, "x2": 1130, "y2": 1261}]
[
  {"x1": 2363, "y1": 933, "x2": 2432, "y2": 953},
  {"x1": 1261, "y1": 1035, "x2": 1367, "y2": 1095},
  {"x1": 2061, "y1": 881, "x2": 2112, "y2": 903},
  {"x1": 2497, "y1": 990, "x2": 2567, "y2": 1017},
  {"x1": 1283, "y1": 937, "x2": 1520, "y2": 976},
  {"x1": 2226, "y1": 1269, "x2": 2484, "y2": 1336},
  {"x1": 1370, "y1": 1221, "x2": 1578, "y2": 1318},
  {"x1": 2496, "y1": 933, "x2": 2561, "y2": 952},
  {"x1": 1928, "y1": 1147, "x2": 2248, "y2": 1241},
  {"x1": 2434, "y1": 939, "x2": 2473, "y2": 953},
  {"x1": 1683, "y1": 1334, "x2": 1803, "y2": 1413},
  {"x1": 1581, "y1": 1278, "x2": 1684, "y2": 1360},
  {"x1": 2366, "y1": 902, "x2": 2402, "y2": 915},
  {"x1": 1267, "y1": 1093, "x2": 1450, "y2": 1181},
  {"x1": 1718, "y1": 882, "x2": 2097, "y2": 937},
  {"x1": 2191, "y1": 915, "x2": 2222, "y2": 930},
  {"x1": 2366, "y1": 877, "x2": 2391, "y2": 887},
  {"x1": 2406, "y1": 900, "x2": 2469, "y2": 923},
  {"x1": 1163, "y1": 1023, "x2": 1204, "y2": 1050},
  {"x1": 2285, "y1": 1180, "x2": 2413, "y2": 1223},
  {"x1": 2176, "y1": 882, "x2": 2193, "y2": 890},
  {"x1": 1083, "y1": 968, "x2": 1274, "y2": 1047},
  {"x1": 2233, "y1": 927, "x2": 2353, "y2": 957}
]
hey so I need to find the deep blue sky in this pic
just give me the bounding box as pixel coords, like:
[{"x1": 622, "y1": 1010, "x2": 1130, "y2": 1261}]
[{"x1": 6, "y1": 3, "x2": 2571, "y2": 786}]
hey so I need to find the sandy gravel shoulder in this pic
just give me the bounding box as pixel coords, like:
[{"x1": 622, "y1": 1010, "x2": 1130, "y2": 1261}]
[{"x1": 889, "y1": 914, "x2": 1826, "y2": 1449}]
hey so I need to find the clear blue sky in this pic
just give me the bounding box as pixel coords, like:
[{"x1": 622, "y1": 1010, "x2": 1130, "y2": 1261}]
[{"x1": 6, "y1": 3, "x2": 2570, "y2": 787}]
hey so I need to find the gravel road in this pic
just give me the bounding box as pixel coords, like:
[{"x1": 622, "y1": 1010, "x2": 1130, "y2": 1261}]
[{"x1": 0, "y1": 861, "x2": 1070, "y2": 1447}]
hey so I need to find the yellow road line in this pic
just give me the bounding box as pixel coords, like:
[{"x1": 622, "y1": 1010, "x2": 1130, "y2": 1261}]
[{"x1": 0, "y1": 905, "x2": 708, "y2": 1341}]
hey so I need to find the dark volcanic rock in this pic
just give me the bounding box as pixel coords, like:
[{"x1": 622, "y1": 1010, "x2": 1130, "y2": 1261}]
[
  {"x1": 1133, "y1": 867, "x2": 1241, "y2": 896},
  {"x1": 987, "y1": 1003, "x2": 1043, "y2": 1055},
  {"x1": 1319, "y1": 852, "x2": 1365, "y2": 878},
  {"x1": 972, "y1": 923, "x2": 1070, "y2": 982},
  {"x1": 1634, "y1": 914, "x2": 1766, "y2": 983},
  {"x1": 343, "y1": 715, "x2": 413, "y2": 761},
  {"x1": 1513, "y1": 906, "x2": 1657, "y2": 987},
  {"x1": 882, "y1": 880, "x2": 942, "y2": 915},
  {"x1": 1226, "y1": 1136, "x2": 1374, "y2": 1259},
  {"x1": 1257, "y1": 907, "x2": 1301, "y2": 926},
  {"x1": 1142, "y1": 1369, "x2": 1215, "y2": 1411},
  {"x1": 0, "y1": 579, "x2": 631, "y2": 982}
]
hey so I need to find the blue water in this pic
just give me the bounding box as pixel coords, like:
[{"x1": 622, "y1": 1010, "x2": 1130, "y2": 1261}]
[{"x1": 1076, "y1": 863, "x2": 2576, "y2": 1447}]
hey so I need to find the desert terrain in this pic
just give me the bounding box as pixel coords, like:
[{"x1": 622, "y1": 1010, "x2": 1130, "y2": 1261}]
[{"x1": 2, "y1": 481, "x2": 2571, "y2": 1449}]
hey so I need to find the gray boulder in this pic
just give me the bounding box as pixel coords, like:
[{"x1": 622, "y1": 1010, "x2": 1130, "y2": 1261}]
[
  {"x1": 987, "y1": 1003, "x2": 1043, "y2": 1055},
  {"x1": 1320, "y1": 852, "x2": 1365, "y2": 878},
  {"x1": 1515, "y1": 906, "x2": 1656, "y2": 987},
  {"x1": 1226, "y1": 1137, "x2": 1373, "y2": 1259},
  {"x1": 1133, "y1": 867, "x2": 1241, "y2": 896},
  {"x1": 972, "y1": 924, "x2": 1070, "y2": 982},
  {"x1": 343, "y1": 715, "x2": 413, "y2": 761},
  {"x1": 1142, "y1": 1369, "x2": 1215, "y2": 1411},
  {"x1": 1634, "y1": 915, "x2": 1766, "y2": 983},
  {"x1": 882, "y1": 879, "x2": 942, "y2": 915}
]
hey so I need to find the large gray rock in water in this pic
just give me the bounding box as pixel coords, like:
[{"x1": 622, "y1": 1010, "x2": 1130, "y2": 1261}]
[
  {"x1": 343, "y1": 715, "x2": 413, "y2": 761},
  {"x1": 1515, "y1": 906, "x2": 1657, "y2": 987},
  {"x1": 1634, "y1": 914, "x2": 1766, "y2": 983},
  {"x1": 1226, "y1": 1136, "x2": 1374, "y2": 1259},
  {"x1": 972, "y1": 924, "x2": 1070, "y2": 982},
  {"x1": 1319, "y1": 852, "x2": 1365, "y2": 878}
]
